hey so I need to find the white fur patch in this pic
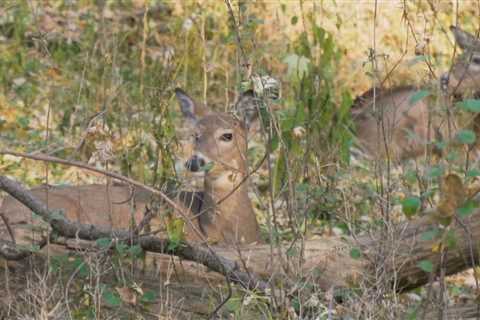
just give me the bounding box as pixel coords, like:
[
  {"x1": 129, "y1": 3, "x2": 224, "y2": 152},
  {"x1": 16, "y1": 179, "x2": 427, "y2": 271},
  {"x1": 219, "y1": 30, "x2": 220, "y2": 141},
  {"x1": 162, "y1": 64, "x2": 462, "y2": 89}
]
[{"x1": 212, "y1": 170, "x2": 237, "y2": 189}]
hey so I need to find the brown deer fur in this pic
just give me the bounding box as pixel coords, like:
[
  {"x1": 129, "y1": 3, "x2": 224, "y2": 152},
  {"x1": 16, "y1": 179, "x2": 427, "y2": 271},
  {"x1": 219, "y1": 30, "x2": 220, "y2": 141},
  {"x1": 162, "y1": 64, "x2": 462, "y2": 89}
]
[{"x1": 352, "y1": 26, "x2": 480, "y2": 160}]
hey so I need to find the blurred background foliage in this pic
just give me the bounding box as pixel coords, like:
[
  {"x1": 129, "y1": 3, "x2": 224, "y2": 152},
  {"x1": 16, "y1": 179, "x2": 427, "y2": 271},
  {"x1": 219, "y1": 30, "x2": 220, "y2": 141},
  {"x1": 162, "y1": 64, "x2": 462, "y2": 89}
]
[{"x1": 1, "y1": 0, "x2": 476, "y2": 181}]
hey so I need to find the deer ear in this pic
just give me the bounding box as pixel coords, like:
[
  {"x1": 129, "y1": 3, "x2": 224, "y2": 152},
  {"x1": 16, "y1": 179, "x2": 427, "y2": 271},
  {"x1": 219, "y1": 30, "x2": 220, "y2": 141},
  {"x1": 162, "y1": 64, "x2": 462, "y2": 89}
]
[
  {"x1": 235, "y1": 90, "x2": 260, "y2": 129},
  {"x1": 451, "y1": 26, "x2": 480, "y2": 51},
  {"x1": 175, "y1": 88, "x2": 198, "y2": 121}
]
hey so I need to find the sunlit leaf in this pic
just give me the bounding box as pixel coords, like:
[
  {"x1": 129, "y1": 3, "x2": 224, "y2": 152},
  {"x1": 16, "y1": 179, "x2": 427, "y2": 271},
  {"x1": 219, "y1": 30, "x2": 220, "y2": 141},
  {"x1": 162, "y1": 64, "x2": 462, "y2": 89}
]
[
  {"x1": 140, "y1": 290, "x2": 157, "y2": 304},
  {"x1": 418, "y1": 260, "x2": 434, "y2": 273},
  {"x1": 167, "y1": 218, "x2": 185, "y2": 250},
  {"x1": 409, "y1": 90, "x2": 430, "y2": 105},
  {"x1": 457, "y1": 200, "x2": 477, "y2": 217},
  {"x1": 401, "y1": 196, "x2": 421, "y2": 218},
  {"x1": 96, "y1": 237, "x2": 113, "y2": 249},
  {"x1": 426, "y1": 165, "x2": 444, "y2": 179},
  {"x1": 466, "y1": 169, "x2": 480, "y2": 178},
  {"x1": 200, "y1": 162, "x2": 214, "y2": 172},
  {"x1": 420, "y1": 228, "x2": 440, "y2": 241},
  {"x1": 283, "y1": 54, "x2": 310, "y2": 78},
  {"x1": 445, "y1": 229, "x2": 457, "y2": 249},
  {"x1": 456, "y1": 129, "x2": 476, "y2": 145},
  {"x1": 457, "y1": 99, "x2": 480, "y2": 112},
  {"x1": 273, "y1": 149, "x2": 286, "y2": 196},
  {"x1": 103, "y1": 288, "x2": 121, "y2": 307},
  {"x1": 350, "y1": 247, "x2": 361, "y2": 259},
  {"x1": 407, "y1": 55, "x2": 429, "y2": 66},
  {"x1": 128, "y1": 245, "x2": 143, "y2": 258}
]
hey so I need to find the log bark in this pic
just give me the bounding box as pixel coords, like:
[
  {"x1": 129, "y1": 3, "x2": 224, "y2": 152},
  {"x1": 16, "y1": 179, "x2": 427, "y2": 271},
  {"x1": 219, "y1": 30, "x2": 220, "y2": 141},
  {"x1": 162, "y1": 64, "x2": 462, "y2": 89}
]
[{"x1": 422, "y1": 303, "x2": 480, "y2": 320}]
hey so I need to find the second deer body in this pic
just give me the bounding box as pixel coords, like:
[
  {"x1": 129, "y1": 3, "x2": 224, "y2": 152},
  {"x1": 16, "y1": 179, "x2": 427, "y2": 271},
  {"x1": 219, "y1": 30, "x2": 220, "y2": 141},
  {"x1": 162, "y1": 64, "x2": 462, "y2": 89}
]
[{"x1": 352, "y1": 26, "x2": 480, "y2": 161}]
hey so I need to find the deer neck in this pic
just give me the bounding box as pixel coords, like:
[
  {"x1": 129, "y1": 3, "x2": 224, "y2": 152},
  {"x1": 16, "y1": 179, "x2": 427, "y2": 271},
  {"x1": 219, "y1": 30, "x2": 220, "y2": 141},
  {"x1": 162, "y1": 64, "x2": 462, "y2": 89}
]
[
  {"x1": 198, "y1": 169, "x2": 258, "y2": 243},
  {"x1": 203, "y1": 169, "x2": 252, "y2": 217}
]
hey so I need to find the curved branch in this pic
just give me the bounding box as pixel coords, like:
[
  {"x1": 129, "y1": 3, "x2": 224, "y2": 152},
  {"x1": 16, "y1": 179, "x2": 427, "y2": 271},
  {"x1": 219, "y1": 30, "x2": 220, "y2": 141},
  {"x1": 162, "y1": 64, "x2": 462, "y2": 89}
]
[
  {"x1": 0, "y1": 175, "x2": 268, "y2": 291},
  {"x1": 0, "y1": 238, "x2": 34, "y2": 260}
]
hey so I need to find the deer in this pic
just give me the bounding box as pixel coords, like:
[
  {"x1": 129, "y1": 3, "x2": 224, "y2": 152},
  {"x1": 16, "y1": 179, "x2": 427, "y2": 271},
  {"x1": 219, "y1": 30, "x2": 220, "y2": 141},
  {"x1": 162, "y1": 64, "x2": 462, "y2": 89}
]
[
  {"x1": 351, "y1": 25, "x2": 480, "y2": 161},
  {"x1": 0, "y1": 88, "x2": 262, "y2": 254}
]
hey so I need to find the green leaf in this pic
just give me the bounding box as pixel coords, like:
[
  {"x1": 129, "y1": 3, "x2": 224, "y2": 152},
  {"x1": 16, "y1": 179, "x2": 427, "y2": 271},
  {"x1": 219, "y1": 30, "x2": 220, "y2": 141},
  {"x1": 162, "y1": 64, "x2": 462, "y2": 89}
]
[
  {"x1": 103, "y1": 288, "x2": 121, "y2": 307},
  {"x1": 409, "y1": 90, "x2": 430, "y2": 105},
  {"x1": 455, "y1": 129, "x2": 476, "y2": 145},
  {"x1": 406, "y1": 308, "x2": 418, "y2": 320},
  {"x1": 350, "y1": 247, "x2": 361, "y2": 259},
  {"x1": 270, "y1": 133, "x2": 279, "y2": 152},
  {"x1": 426, "y1": 165, "x2": 444, "y2": 179},
  {"x1": 418, "y1": 260, "x2": 434, "y2": 273},
  {"x1": 129, "y1": 245, "x2": 143, "y2": 257},
  {"x1": 140, "y1": 290, "x2": 157, "y2": 304},
  {"x1": 445, "y1": 229, "x2": 457, "y2": 249},
  {"x1": 225, "y1": 297, "x2": 242, "y2": 313},
  {"x1": 401, "y1": 196, "x2": 421, "y2": 218},
  {"x1": 71, "y1": 257, "x2": 89, "y2": 278},
  {"x1": 407, "y1": 55, "x2": 429, "y2": 66},
  {"x1": 167, "y1": 218, "x2": 185, "y2": 251},
  {"x1": 200, "y1": 162, "x2": 214, "y2": 172},
  {"x1": 291, "y1": 16, "x2": 298, "y2": 25},
  {"x1": 286, "y1": 246, "x2": 299, "y2": 257},
  {"x1": 115, "y1": 243, "x2": 128, "y2": 255},
  {"x1": 420, "y1": 228, "x2": 440, "y2": 241},
  {"x1": 29, "y1": 244, "x2": 41, "y2": 252},
  {"x1": 283, "y1": 54, "x2": 310, "y2": 78},
  {"x1": 96, "y1": 238, "x2": 113, "y2": 249},
  {"x1": 457, "y1": 200, "x2": 477, "y2": 217},
  {"x1": 404, "y1": 170, "x2": 418, "y2": 185},
  {"x1": 273, "y1": 149, "x2": 287, "y2": 196},
  {"x1": 457, "y1": 99, "x2": 480, "y2": 112},
  {"x1": 467, "y1": 169, "x2": 480, "y2": 178}
]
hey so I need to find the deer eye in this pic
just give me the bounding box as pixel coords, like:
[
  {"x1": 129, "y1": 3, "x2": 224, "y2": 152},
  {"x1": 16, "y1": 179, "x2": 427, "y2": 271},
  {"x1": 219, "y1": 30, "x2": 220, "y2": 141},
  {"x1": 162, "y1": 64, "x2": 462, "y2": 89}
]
[
  {"x1": 192, "y1": 133, "x2": 201, "y2": 142},
  {"x1": 472, "y1": 56, "x2": 480, "y2": 65},
  {"x1": 220, "y1": 133, "x2": 233, "y2": 142}
]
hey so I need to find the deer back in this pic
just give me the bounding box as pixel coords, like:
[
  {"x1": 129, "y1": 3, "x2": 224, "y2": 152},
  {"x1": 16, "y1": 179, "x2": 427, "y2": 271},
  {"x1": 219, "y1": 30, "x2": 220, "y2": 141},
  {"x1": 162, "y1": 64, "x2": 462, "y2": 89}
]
[{"x1": 351, "y1": 86, "x2": 433, "y2": 160}]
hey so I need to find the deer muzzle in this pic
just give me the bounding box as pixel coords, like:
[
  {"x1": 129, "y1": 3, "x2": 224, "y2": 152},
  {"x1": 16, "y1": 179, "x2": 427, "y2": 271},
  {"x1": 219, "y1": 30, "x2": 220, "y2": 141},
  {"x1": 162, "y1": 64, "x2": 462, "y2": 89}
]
[{"x1": 185, "y1": 154, "x2": 206, "y2": 172}]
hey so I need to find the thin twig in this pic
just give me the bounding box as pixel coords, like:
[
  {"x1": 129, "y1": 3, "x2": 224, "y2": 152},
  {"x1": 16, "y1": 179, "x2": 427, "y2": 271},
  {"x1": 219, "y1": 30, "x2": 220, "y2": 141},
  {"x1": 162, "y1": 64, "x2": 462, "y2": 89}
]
[{"x1": 0, "y1": 212, "x2": 15, "y2": 243}]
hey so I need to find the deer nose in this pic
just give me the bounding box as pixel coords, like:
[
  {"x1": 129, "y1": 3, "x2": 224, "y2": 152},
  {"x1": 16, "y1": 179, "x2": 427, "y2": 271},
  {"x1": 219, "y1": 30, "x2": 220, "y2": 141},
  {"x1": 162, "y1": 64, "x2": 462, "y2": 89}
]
[
  {"x1": 440, "y1": 73, "x2": 449, "y2": 92},
  {"x1": 185, "y1": 155, "x2": 206, "y2": 172}
]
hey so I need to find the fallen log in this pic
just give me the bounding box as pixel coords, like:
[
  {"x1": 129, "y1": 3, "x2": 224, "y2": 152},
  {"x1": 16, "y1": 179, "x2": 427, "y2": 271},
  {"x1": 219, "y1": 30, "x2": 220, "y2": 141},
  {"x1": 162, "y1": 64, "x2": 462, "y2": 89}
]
[
  {"x1": 0, "y1": 175, "x2": 267, "y2": 291},
  {"x1": 2, "y1": 176, "x2": 480, "y2": 317}
]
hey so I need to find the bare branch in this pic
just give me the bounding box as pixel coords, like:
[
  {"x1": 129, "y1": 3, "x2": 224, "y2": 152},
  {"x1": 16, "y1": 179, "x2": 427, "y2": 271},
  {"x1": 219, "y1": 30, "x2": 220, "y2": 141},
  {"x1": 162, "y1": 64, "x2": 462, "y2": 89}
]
[{"x1": 0, "y1": 175, "x2": 268, "y2": 291}]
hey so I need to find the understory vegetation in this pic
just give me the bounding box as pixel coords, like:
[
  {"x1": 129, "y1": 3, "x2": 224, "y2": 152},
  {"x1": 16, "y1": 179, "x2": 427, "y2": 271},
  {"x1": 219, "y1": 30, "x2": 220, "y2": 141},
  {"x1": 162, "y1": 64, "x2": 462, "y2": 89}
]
[{"x1": 1, "y1": 1, "x2": 480, "y2": 319}]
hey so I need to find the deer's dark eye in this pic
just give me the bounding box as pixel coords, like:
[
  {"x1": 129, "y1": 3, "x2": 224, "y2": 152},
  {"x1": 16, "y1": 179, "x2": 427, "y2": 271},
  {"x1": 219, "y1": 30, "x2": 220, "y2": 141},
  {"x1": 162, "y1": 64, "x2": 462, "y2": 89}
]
[
  {"x1": 220, "y1": 133, "x2": 233, "y2": 142},
  {"x1": 193, "y1": 133, "x2": 201, "y2": 142},
  {"x1": 472, "y1": 56, "x2": 480, "y2": 65}
]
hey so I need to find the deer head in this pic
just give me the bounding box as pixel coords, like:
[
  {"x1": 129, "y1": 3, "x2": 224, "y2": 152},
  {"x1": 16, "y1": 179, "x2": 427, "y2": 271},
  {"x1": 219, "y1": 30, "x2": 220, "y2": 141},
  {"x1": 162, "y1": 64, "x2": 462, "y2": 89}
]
[
  {"x1": 441, "y1": 26, "x2": 480, "y2": 97},
  {"x1": 174, "y1": 88, "x2": 261, "y2": 244},
  {"x1": 175, "y1": 88, "x2": 259, "y2": 185}
]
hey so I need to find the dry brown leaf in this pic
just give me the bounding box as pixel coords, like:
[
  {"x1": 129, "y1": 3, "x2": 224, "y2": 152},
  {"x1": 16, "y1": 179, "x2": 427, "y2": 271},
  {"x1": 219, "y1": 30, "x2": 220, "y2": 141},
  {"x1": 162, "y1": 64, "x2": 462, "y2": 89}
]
[
  {"x1": 435, "y1": 174, "x2": 466, "y2": 225},
  {"x1": 115, "y1": 286, "x2": 137, "y2": 305}
]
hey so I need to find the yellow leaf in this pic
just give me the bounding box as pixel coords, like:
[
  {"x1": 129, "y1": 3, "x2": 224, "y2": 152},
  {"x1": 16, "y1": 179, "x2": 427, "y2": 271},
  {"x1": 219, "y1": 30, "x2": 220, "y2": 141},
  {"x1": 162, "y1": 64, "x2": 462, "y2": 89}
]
[
  {"x1": 435, "y1": 174, "x2": 466, "y2": 225},
  {"x1": 431, "y1": 242, "x2": 442, "y2": 253},
  {"x1": 166, "y1": 217, "x2": 185, "y2": 243}
]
